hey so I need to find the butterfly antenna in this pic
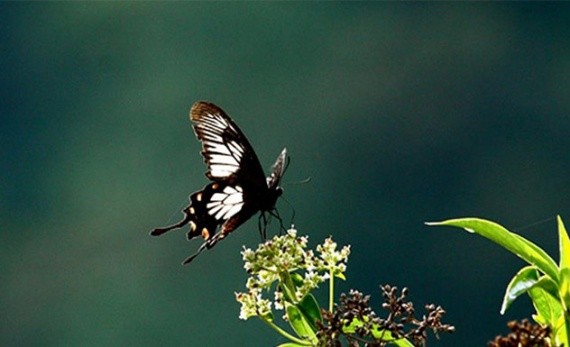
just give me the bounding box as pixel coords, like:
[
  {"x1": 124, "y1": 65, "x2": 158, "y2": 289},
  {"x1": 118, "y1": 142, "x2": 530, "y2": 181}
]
[
  {"x1": 289, "y1": 176, "x2": 313, "y2": 185},
  {"x1": 284, "y1": 176, "x2": 312, "y2": 186},
  {"x1": 281, "y1": 156, "x2": 312, "y2": 186}
]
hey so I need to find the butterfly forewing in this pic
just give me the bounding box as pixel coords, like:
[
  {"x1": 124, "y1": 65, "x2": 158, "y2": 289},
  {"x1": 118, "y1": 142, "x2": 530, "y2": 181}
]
[{"x1": 191, "y1": 102, "x2": 266, "y2": 189}]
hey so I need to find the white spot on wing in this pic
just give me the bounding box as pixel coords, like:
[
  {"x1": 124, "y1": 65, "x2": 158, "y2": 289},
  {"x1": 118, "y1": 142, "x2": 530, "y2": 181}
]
[
  {"x1": 205, "y1": 185, "x2": 244, "y2": 220},
  {"x1": 228, "y1": 141, "x2": 244, "y2": 155},
  {"x1": 223, "y1": 186, "x2": 239, "y2": 194},
  {"x1": 215, "y1": 205, "x2": 231, "y2": 220},
  {"x1": 202, "y1": 132, "x2": 223, "y2": 142},
  {"x1": 207, "y1": 142, "x2": 231, "y2": 155},
  {"x1": 225, "y1": 204, "x2": 243, "y2": 219},
  {"x1": 194, "y1": 110, "x2": 248, "y2": 181},
  {"x1": 210, "y1": 193, "x2": 226, "y2": 202},
  {"x1": 224, "y1": 192, "x2": 243, "y2": 205},
  {"x1": 207, "y1": 114, "x2": 228, "y2": 129},
  {"x1": 208, "y1": 204, "x2": 223, "y2": 215},
  {"x1": 210, "y1": 154, "x2": 239, "y2": 166},
  {"x1": 210, "y1": 164, "x2": 239, "y2": 178}
]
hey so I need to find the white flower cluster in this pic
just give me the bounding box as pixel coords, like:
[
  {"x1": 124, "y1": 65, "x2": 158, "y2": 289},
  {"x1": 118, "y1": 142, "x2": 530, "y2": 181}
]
[
  {"x1": 235, "y1": 228, "x2": 350, "y2": 320},
  {"x1": 234, "y1": 291, "x2": 272, "y2": 320},
  {"x1": 316, "y1": 237, "x2": 351, "y2": 278}
]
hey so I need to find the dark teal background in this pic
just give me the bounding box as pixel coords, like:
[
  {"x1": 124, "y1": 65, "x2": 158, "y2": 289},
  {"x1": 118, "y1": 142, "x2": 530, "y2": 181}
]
[{"x1": 2, "y1": 3, "x2": 570, "y2": 346}]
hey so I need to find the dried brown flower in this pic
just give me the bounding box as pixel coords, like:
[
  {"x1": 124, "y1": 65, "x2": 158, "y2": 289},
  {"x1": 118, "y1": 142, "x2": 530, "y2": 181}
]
[
  {"x1": 317, "y1": 285, "x2": 455, "y2": 346},
  {"x1": 488, "y1": 319, "x2": 551, "y2": 347}
]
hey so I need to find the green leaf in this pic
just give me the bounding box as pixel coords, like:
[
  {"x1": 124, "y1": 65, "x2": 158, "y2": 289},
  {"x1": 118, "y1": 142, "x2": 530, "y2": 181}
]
[
  {"x1": 427, "y1": 218, "x2": 559, "y2": 284},
  {"x1": 554, "y1": 314, "x2": 569, "y2": 347},
  {"x1": 534, "y1": 276, "x2": 561, "y2": 302},
  {"x1": 297, "y1": 294, "x2": 322, "y2": 331},
  {"x1": 370, "y1": 329, "x2": 414, "y2": 347},
  {"x1": 556, "y1": 315, "x2": 570, "y2": 347},
  {"x1": 286, "y1": 304, "x2": 316, "y2": 341},
  {"x1": 291, "y1": 273, "x2": 304, "y2": 287},
  {"x1": 500, "y1": 266, "x2": 539, "y2": 315},
  {"x1": 558, "y1": 216, "x2": 570, "y2": 312},
  {"x1": 559, "y1": 216, "x2": 570, "y2": 269},
  {"x1": 390, "y1": 337, "x2": 415, "y2": 347},
  {"x1": 530, "y1": 275, "x2": 563, "y2": 337},
  {"x1": 532, "y1": 313, "x2": 546, "y2": 326},
  {"x1": 341, "y1": 318, "x2": 414, "y2": 346},
  {"x1": 529, "y1": 281, "x2": 563, "y2": 327},
  {"x1": 335, "y1": 272, "x2": 346, "y2": 281},
  {"x1": 561, "y1": 268, "x2": 570, "y2": 313},
  {"x1": 261, "y1": 311, "x2": 275, "y2": 322},
  {"x1": 276, "y1": 343, "x2": 306, "y2": 347}
]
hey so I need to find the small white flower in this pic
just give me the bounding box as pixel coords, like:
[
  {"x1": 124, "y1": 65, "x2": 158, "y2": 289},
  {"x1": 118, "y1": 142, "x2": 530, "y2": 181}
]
[
  {"x1": 274, "y1": 290, "x2": 284, "y2": 310},
  {"x1": 236, "y1": 229, "x2": 350, "y2": 320}
]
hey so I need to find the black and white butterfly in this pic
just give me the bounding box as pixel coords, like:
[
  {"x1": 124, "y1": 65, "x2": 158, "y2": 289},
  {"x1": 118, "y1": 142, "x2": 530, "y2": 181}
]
[{"x1": 150, "y1": 101, "x2": 288, "y2": 265}]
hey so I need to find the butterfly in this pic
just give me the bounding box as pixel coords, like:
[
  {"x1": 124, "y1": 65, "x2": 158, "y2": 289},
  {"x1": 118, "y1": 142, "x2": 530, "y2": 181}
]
[{"x1": 150, "y1": 101, "x2": 288, "y2": 265}]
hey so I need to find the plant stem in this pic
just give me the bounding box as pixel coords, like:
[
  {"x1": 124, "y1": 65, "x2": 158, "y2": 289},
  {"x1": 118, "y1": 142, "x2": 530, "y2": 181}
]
[
  {"x1": 280, "y1": 272, "x2": 297, "y2": 303},
  {"x1": 329, "y1": 268, "x2": 334, "y2": 312},
  {"x1": 260, "y1": 315, "x2": 312, "y2": 346}
]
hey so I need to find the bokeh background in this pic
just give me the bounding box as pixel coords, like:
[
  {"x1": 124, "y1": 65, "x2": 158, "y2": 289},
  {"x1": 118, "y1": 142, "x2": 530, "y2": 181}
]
[{"x1": 2, "y1": 3, "x2": 570, "y2": 346}]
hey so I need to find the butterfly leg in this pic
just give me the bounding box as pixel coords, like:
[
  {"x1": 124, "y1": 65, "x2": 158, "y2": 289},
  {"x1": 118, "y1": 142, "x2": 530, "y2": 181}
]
[
  {"x1": 258, "y1": 212, "x2": 268, "y2": 241},
  {"x1": 269, "y1": 209, "x2": 286, "y2": 234},
  {"x1": 181, "y1": 231, "x2": 227, "y2": 265}
]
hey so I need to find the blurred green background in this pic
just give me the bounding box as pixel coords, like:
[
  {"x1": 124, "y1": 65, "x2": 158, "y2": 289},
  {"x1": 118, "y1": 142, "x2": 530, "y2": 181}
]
[{"x1": 2, "y1": 3, "x2": 570, "y2": 346}]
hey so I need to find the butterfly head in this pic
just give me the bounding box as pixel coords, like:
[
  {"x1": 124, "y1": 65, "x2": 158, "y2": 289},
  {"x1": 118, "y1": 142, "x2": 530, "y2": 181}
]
[{"x1": 267, "y1": 147, "x2": 288, "y2": 191}]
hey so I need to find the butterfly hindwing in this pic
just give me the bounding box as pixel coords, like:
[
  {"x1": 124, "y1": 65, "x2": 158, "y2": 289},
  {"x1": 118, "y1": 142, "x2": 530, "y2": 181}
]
[{"x1": 187, "y1": 182, "x2": 252, "y2": 241}]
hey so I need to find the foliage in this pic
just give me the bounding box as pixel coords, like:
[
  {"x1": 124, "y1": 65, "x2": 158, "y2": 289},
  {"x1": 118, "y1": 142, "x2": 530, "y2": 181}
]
[{"x1": 428, "y1": 216, "x2": 570, "y2": 347}]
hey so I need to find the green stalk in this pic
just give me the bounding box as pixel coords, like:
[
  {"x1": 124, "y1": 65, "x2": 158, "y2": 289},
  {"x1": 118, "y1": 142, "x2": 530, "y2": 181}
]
[
  {"x1": 260, "y1": 315, "x2": 312, "y2": 346},
  {"x1": 279, "y1": 271, "x2": 298, "y2": 303},
  {"x1": 329, "y1": 268, "x2": 334, "y2": 312}
]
